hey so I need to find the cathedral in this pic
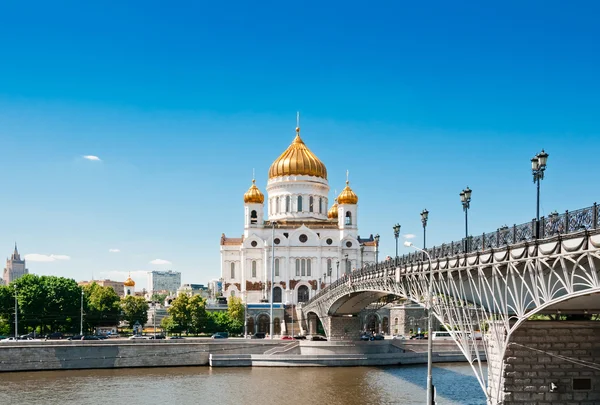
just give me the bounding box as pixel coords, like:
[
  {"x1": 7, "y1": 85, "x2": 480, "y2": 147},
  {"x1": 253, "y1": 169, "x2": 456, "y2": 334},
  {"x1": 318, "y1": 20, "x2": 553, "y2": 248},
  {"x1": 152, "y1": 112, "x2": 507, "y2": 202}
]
[{"x1": 220, "y1": 123, "x2": 378, "y2": 306}]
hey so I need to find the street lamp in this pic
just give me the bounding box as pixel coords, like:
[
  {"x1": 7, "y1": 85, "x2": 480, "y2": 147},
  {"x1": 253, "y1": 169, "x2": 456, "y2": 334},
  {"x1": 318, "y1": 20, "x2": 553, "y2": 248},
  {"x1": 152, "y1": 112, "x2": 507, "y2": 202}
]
[
  {"x1": 80, "y1": 289, "x2": 84, "y2": 336},
  {"x1": 336, "y1": 260, "x2": 339, "y2": 280},
  {"x1": 393, "y1": 224, "x2": 401, "y2": 259},
  {"x1": 374, "y1": 234, "x2": 380, "y2": 268},
  {"x1": 405, "y1": 240, "x2": 435, "y2": 405},
  {"x1": 14, "y1": 286, "x2": 18, "y2": 339},
  {"x1": 244, "y1": 290, "x2": 248, "y2": 338},
  {"x1": 270, "y1": 221, "x2": 277, "y2": 340},
  {"x1": 459, "y1": 187, "x2": 472, "y2": 252},
  {"x1": 421, "y1": 209, "x2": 429, "y2": 249},
  {"x1": 531, "y1": 150, "x2": 549, "y2": 238}
]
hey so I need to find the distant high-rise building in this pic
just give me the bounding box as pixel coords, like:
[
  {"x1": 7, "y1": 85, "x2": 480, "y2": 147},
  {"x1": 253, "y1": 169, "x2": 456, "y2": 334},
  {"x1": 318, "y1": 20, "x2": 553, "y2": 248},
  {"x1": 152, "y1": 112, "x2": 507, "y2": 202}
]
[
  {"x1": 3, "y1": 244, "x2": 28, "y2": 285},
  {"x1": 78, "y1": 279, "x2": 127, "y2": 297},
  {"x1": 147, "y1": 270, "x2": 181, "y2": 294}
]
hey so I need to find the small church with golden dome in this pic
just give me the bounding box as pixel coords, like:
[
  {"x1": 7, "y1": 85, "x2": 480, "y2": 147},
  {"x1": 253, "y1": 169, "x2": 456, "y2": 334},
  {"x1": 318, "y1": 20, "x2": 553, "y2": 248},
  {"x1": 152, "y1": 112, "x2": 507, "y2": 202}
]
[{"x1": 220, "y1": 123, "x2": 378, "y2": 307}]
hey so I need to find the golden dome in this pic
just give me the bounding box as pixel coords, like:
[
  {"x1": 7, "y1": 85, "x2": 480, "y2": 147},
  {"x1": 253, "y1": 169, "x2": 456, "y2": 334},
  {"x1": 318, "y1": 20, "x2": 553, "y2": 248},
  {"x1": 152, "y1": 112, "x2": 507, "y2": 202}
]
[
  {"x1": 268, "y1": 128, "x2": 327, "y2": 179},
  {"x1": 327, "y1": 199, "x2": 339, "y2": 219},
  {"x1": 124, "y1": 276, "x2": 135, "y2": 287},
  {"x1": 243, "y1": 179, "x2": 264, "y2": 204},
  {"x1": 337, "y1": 181, "x2": 358, "y2": 204}
]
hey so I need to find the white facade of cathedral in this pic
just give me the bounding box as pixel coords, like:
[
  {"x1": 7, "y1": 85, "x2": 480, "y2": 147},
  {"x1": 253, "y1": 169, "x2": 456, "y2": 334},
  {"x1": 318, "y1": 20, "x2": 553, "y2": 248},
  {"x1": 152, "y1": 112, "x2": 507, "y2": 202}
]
[{"x1": 220, "y1": 126, "x2": 378, "y2": 305}]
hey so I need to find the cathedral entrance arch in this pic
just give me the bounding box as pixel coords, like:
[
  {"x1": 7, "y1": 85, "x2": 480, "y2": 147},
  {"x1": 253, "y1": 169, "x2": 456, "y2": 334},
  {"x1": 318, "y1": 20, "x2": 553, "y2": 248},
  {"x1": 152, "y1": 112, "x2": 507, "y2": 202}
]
[
  {"x1": 274, "y1": 317, "x2": 281, "y2": 335},
  {"x1": 366, "y1": 313, "x2": 379, "y2": 334},
  {"x1": 257, "y1": 314, "x2": 270, "y2": 333},
  {"x1": 297, "y1": 285, "x2": 309, "y2": 303},
  {"x1": 273, "y1": 286, "x2": 282, "y2": 303}
]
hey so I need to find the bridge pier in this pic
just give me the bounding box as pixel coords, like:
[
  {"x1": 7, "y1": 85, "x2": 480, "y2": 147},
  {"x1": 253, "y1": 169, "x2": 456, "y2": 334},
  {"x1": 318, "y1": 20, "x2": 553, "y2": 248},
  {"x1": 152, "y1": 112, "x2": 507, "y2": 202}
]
[
  {"x1": 489, "y1": 320, "x2": 600, "y2": 404},
  {"x1": 324, "y1": 315, "x2": 362, "y2": 341}
]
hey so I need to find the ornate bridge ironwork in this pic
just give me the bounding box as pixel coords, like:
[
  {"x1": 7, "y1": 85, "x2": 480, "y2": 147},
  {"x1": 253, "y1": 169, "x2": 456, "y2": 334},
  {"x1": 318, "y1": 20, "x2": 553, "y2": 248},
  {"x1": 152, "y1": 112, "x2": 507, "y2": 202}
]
[{"x1": 301, "y1": 203, "x2": 600, "y2": 404}]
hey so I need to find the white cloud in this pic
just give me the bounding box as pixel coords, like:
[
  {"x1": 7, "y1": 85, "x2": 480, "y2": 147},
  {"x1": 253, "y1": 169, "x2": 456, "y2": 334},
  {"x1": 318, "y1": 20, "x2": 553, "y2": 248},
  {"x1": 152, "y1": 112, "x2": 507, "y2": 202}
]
[
  {"x1": 25, "y1": 254, "x2": 71, "y2": 262},
  {"x1": 150, "y1": 259, "x2": 172, "y2": 265},
  {"x1": 83, "y1": 155, "x2": 101, "y2": 161},
  {"x1": 108, "y1": 249, "x2": 120, "y2": 253},
  {"x1": 403, "y1": 234, "x2": 416, "y2": 240}
]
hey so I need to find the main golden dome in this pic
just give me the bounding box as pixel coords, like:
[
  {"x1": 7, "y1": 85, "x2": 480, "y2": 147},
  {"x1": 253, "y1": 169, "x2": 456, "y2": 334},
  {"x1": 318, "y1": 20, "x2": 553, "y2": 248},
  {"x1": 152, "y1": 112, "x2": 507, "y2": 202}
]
[
  {"x1": 243, "y1": 179, "x2": 264, "y2": 204},
  {"x1": 337, "y1": 181, "x2": 358, "y2": 204},
  {"x1": 268, "y1": 128, "x2": 327, "y2": 179},
  {"x1": 124, "y1": 276, "x2": 135, "y2": 287},
  {"x1": 327, "y1": 199, "x2": 339, "y2": 219}
]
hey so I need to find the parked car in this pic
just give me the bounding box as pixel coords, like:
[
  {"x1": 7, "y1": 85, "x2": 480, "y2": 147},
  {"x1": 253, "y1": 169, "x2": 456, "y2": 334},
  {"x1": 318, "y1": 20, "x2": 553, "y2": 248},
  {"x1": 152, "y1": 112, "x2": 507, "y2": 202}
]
[
  {"x1": 392, "y1": 335, "x2": 406, "y2": 340},
  {"x1": 67, "y1": 335, "x2": 84, "y2": 341},
  {"x1": 167, "y1": 336, "x2": 184, "y2": 340},
  {"x1": 370, "y1": 334, "x2": 385, "y2": 341},
  {"x1": 81, "y1": 335, "x2": 101, "y2": 340},
  {"x1": 211, "y1": 332, "x2": 229, "y2": 339},
  {"x1": 359, "y1": 334, "x2": 370, "y2": 341},
  {"x1": 310, "y1": 335, "x2": 327, "y2": 341},
  {"x1": 281, "y1": 335, "x2": 294, "y2": 340},
  {"x1": 293, "y1": 335, "x2": 306, "y2": 340},
  {"x1": 45, "y1": 332, "x2": 64, "y2": 340},
  {"x1": 149, "y1": 334, "x2": 165, "y2": 340},
  {"x1": 128, "y1": 335, "x2": 150, "y2": 340},
  {"x1": 410, "y1": 334, "x2": 427, "y2": 340},
  {"x1": 252, "y1": 332, "x2": 266, "y2": 339},
  {"x1": 1, "y1": 337, "x2": 19, "y2": 342}
]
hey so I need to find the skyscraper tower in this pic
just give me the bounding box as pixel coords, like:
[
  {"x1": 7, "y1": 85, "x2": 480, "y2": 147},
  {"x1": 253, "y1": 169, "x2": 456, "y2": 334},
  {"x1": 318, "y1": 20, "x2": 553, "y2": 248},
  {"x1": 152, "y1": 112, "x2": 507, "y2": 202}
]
[{"x1": 3, "y1": 244, "x2": 28, "y2": 285}]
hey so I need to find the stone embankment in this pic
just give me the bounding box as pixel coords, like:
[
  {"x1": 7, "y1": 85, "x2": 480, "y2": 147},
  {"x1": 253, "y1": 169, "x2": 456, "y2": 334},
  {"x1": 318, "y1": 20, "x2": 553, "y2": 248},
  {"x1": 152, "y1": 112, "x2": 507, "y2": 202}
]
[{"x1": 0, "y1": 339, "x2": 482, "y2": 372}]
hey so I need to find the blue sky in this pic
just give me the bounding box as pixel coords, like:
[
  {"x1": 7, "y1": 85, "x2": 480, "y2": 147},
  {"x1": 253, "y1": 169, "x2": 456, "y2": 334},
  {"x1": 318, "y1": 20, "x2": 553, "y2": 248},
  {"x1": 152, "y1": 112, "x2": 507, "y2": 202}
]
[{"x1": 0, "y1": 1, "x2": 598, "y2": 290}]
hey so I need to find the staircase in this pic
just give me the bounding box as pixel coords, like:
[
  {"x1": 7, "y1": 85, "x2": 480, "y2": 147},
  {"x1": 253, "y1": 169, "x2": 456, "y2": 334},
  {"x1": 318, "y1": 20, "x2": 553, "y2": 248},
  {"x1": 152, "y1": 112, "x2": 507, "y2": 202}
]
[{"x1": 284, "y1": 305, "x2": 300, "y2": 336}]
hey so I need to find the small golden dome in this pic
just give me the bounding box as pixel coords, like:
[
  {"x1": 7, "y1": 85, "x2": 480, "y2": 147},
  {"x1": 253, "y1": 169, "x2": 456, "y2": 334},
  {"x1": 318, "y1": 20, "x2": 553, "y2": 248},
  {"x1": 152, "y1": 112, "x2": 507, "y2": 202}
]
[
  {"x1": 124, "y1": 276, "x2": 135, "y2": 287},
  {"x1": 327, "y1": 199, "x2": 339, "y2": 219},
  {"x1": 243, "y1": 179, "x2": 264, "y2": 204},
  {"x1": 268, "y1": 130, "x2": 327, "y2": 180},
  {"x1": 337, "y1": 181, "x2": 358, "y2": 205}
]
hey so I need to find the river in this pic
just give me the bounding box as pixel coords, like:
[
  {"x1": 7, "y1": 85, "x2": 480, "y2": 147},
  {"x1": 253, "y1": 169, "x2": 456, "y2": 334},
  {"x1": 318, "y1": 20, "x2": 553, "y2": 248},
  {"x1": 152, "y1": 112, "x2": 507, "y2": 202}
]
[{"x1": 0, "y1": 363, "x2": 486, "y2": 404}]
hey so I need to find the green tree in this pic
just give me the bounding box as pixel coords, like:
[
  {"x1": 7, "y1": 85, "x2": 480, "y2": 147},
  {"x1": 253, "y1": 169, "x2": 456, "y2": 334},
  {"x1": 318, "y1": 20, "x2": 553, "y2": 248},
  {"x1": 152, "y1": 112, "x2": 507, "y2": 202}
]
[
  {"x1": 160, "y1": 315, "x2": 179, "y2": 335},
  {"x1": 42, "y1": 276, "x2": 81, "y2": 333},
  {"x1": 189, "y1": 295, "x2": 208, "y2": 334},
  {"x1": 0, "y1": 285, "x2": 14, "y2": 335},
  {"x1": 121, "y1": 296, "x2": 148, "y2": 327},
  {"x1": 227, "y1": 296, "x2": 244, "y2": 334},
  {"x1": 84, "y1": 283, "x2": 121, "y2": 331},
  {"x1": 151, "y1": 293, "x2": 168, "y2": 303},
  {"x1": 167, "y1": 294, "x2": 192, "y2": 333}
]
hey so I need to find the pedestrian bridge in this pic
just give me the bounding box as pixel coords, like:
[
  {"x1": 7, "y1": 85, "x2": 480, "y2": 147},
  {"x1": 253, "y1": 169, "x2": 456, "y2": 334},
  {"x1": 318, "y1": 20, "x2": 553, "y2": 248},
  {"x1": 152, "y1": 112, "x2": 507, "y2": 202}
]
[{"x1": 299, "y1": 203, "x2": 600, "y2": 404}]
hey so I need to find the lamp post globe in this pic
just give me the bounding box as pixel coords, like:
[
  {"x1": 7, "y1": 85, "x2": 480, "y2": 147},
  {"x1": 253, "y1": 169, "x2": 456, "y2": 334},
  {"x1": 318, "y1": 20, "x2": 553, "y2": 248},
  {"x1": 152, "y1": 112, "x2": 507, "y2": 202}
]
[
  {"x1": 393, "y1": 224, "x2": 401, "y2": 259},
  {"x1": 460, "y1": 187, "x2": 472, "y2": 252},
  {"x1": 374, "y1": 234, "x2": 380, "y2": 268},
  {"x1": 420, "y1": 209, "x2": 429, "y2": 249},
  {"x1": 532, "y1": 150, "x2": 549, "y2": 238}
]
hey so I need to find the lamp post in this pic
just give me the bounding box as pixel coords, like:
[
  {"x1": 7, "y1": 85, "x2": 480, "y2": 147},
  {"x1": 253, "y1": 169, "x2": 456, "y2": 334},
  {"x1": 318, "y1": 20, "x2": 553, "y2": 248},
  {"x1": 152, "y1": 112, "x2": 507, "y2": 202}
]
[
  {"x1": 14, "y1": 286, "x2": 18, "y2": 339},
  {"x1": 244, "y1": 290, "x2": 248, "y2": 338},
  {"x1": 420, "y1": 209, "x2": 429, "y2": 249},
  {"x1": 336, "y1": 260, "x2": 339, "y2": 280},
  {"x1": 80, "y1": 289, "x2": 84, "y2": 336},
  {"x1": 270, "y1": 221, "x2": 277, "y2": 340},
  {"x1": 531, "y1": 150, "x2": 549, "y2": 238},
  {"x1": 374, "y1": 234, "x2": 380, "y2": 268},
  {"x1": 405, "y1": 240, "x2": 435, "y2": 405},
  {"x1": 393, "y1": 224, "x2": 401, "y2": 260},
  {"x1": 459, "y1": 187, "x2": 472, "y2": 252}
]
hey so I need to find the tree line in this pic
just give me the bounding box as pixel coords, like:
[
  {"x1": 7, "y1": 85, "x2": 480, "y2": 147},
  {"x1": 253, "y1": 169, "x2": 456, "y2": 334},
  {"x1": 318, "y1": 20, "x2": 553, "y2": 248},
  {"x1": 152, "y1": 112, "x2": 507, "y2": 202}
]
[{"x1": 0, "y1": 274, "x2": 244, "y2": 336}]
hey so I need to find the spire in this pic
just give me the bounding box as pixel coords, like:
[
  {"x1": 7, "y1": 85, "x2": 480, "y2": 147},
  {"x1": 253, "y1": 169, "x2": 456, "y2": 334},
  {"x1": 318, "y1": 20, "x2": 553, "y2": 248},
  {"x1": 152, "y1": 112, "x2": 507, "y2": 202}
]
[
  {"x1": 12, "y1": 243, "x2": 20, "y2": 261},
  {"x1": 296, "y1": 111, "x2": 300, "y2": 134}
]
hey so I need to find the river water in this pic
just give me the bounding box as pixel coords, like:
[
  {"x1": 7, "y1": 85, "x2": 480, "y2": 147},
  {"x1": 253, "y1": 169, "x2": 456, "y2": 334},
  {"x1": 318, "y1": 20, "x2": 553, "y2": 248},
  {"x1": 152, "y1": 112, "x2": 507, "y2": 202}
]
[{"x1": 0, "y1": 363, "x2": 486, "y2": 404}]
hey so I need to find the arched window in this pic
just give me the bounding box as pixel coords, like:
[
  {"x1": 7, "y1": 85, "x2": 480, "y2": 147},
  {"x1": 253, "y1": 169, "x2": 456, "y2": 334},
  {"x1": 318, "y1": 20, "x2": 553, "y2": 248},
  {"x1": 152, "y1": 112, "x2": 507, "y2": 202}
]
[
  {"x1": 231, "y1": 290, "x2": 236, "y2": 297},
  {"x1": 327, "y1": 259, "x2": 332, "y2": 276},
  {"x1": 286, "y1": 196, "x2": 290, "y2": 212},
  {"x1": 252, "y1": 260, "x2": 257, "y2": 278},
  {"x1": 301, "y1": 259, "x2": 306, "y2": 276},
  {"x1": 394, "y1": 317, "x2": 399, "y2": 335},
  {"x1": 345, "y1": 260, "x2": 351, "y2": 275},
  {"x1": 275, "y1": 197, "x2": 279, "y2": 214},
  {"x1": 275, "y1": 258, "x2": 280, "y2": 277},
  {"x1": 295, "y1": 259, "x2": 300, "y2": 276},
  {"x1": 319, "y1": 198, "x2": 323, "y2": 214},
  {"x1": 297, "y1": 285, "x2": 309, "y2": 303},
  {"x1": 309, "y1": 196, "x2": 314, "y2": 212},
  {"x1": 298, "y1": 196, "x2": 303, "y2": 212},
  {"x1": 345, "y1": 211, "x2": 352, "y2": 225},
  {"x1": 230, "y1": 262, "x2": 235, "y2": 279},
  {"x1": 307, "y1": 259, "x2": 311, "y2": 276},
  {"x1": 273, "y1": 286, "x2": 282, "y2": 303},
  {"x1": 250, "y1": 210, "x2": 257, "y2": 224}
]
